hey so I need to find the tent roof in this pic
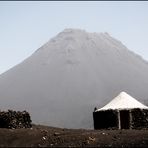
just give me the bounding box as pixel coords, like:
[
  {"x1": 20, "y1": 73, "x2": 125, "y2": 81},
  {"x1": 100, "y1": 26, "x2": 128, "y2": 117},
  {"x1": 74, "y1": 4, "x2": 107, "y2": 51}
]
[{"x1": 96, "y1": 92, "x2": 148, "y2": 111}]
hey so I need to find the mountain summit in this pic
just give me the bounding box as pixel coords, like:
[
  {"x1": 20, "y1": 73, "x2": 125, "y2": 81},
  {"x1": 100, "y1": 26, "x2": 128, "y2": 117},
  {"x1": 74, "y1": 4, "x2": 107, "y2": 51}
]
[{"x1": 0, "y1": 29, "x2": 148, "y2": 128}]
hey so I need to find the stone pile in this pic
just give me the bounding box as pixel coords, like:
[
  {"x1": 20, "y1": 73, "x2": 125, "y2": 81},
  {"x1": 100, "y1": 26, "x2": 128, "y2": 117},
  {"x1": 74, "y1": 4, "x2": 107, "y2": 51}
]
[{"x1": 0, "y1": 110, "x2": 32, "y2": 129}]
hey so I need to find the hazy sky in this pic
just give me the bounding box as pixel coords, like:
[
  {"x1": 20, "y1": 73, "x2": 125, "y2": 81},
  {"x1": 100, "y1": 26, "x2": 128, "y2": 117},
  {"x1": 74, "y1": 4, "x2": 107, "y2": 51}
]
[{"x1": 0, "y1": 1, "x2": 148, "y2": 74}]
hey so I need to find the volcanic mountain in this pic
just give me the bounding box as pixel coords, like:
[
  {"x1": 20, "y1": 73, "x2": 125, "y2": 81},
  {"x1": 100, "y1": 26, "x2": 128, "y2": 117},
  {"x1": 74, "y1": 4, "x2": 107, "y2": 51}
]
[{"x1": 0, "y1": 28, "x2": 148, "y2": 128}]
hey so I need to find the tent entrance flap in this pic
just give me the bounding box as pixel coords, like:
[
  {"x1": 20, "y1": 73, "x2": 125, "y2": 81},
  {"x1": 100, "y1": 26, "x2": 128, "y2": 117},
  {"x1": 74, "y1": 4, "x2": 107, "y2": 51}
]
[{"x1": 120, "y1": 110, "x2": 130, "y2": 129}]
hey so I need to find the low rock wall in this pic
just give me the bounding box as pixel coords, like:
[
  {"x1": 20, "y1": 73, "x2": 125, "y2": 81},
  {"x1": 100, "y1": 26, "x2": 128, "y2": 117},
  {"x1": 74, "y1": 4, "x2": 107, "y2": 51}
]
[{"x1": 0, "y1": 110, "x2": 32, "y2": 129}]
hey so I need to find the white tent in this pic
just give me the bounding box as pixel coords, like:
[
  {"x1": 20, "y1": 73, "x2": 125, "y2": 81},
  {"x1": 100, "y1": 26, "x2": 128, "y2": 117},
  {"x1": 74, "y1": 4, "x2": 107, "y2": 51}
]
[
  {"x1": 96, "y1": 92, "x2": 148, "y2": 111},
  {"x1": 93, "y1": 92, "x2": 148, "y2": 129}
]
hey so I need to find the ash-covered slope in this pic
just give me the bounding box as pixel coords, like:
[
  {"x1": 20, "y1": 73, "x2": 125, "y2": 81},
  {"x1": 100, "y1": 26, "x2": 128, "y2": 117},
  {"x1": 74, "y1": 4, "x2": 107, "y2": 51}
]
[{"x1": 0, "y1": 28, "x2": 148, "y2": 129}]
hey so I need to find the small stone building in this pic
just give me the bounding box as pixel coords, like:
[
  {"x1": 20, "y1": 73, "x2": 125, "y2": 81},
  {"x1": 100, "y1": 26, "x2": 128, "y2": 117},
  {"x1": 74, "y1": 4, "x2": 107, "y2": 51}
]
[{"x1": 93, "y1": 92, "x2": 148, "y2": 129}]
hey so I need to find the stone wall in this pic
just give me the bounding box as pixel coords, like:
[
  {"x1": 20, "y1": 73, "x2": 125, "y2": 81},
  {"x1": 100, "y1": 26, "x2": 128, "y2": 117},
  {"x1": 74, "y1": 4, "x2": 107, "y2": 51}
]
[
  {"x1": 93, "y1": 109, "x2": 118, "y2": 129},
  {"x1": 93, "y1": 108, "x2": 148, "y2": 130},
  {"x1": 131, "y1": 108, "x2": 148, "y2": 129},
  {"x1": 0, "y1": 110, "x2": 32, "y2": 129}
]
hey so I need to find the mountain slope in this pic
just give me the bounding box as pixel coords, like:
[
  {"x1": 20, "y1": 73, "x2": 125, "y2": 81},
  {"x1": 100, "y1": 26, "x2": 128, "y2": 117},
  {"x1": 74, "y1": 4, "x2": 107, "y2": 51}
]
[{"x1": 0, "y1": 28, "x2": 148, "y2": 128}]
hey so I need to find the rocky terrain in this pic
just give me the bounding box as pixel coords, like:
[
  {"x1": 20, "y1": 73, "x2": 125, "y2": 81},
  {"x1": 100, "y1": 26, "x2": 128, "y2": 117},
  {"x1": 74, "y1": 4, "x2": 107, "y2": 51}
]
[{"x1": 0, "y1": 125, "x2": 148, "y2": 147}]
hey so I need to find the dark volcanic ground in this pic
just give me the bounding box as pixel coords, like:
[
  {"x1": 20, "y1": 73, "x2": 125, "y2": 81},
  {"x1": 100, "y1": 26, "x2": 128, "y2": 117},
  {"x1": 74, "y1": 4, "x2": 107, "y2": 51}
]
[{"x1": 0, "y1": 125, "x2": 148, "y2": 147}]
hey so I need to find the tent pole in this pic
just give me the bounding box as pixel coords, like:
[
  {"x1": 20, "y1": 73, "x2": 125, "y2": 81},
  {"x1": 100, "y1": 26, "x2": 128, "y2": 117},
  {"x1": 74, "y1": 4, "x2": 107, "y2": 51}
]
[
  {"x1": 129, "y1": 110, "x2": 132, "y2": 129},
  {"x1": 118, "y1": 110, "x2": 121, "y2": 129}
]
